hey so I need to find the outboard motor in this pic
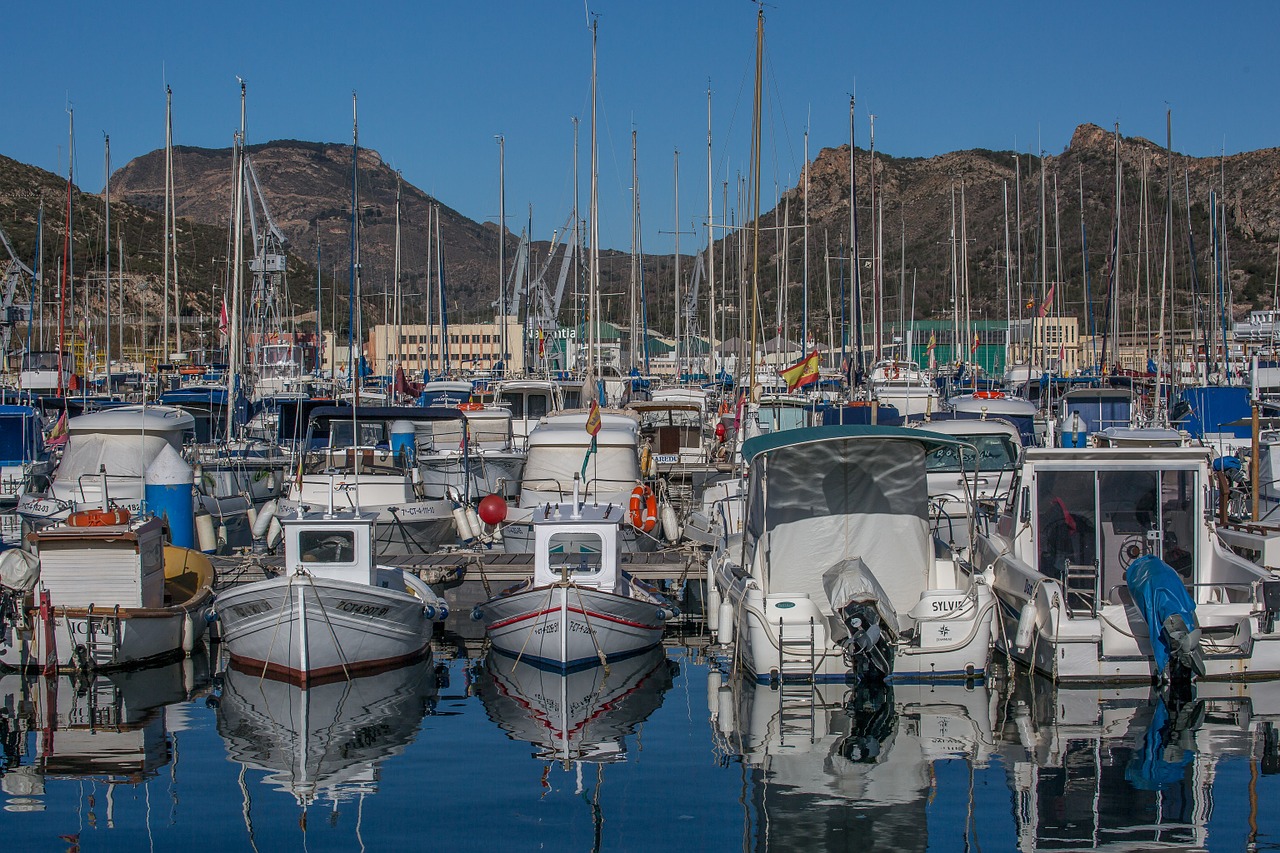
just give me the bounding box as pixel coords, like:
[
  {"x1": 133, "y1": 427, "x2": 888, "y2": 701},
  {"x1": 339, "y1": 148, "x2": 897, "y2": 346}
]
[
  {"x1": 823, "y1": 560, "x2": 897, "y2": 679},
  {"x1": 1125, "y1": 554, "x2": 1206, "y2": 682}
]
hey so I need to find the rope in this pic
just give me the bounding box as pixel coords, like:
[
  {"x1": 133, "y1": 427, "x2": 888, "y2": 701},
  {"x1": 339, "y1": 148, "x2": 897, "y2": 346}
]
[
  {"x1": 258, "y1": 573, "x2": 297, "y2": 684},
  {"x1": 510, "y1": 584, "x2": 557, "y2": 673},
  {"x1": 300, "y1": 571, "x2": 351, "y2": 682},
  {"x1": 571, "y1": 582, "x2": 610, "y2": 675}
]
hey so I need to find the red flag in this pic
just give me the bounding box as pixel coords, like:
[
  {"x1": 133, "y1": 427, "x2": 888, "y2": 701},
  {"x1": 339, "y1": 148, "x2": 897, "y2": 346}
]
[
  {"x1": 219, "y1": 298, "x2": 229, "y2": 337},
  {"x1": 1037, "y1": 283, "x2": 1055, "y2": 318}
]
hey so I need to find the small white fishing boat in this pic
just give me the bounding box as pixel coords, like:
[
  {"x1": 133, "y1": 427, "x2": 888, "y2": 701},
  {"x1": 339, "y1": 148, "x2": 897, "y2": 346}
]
[
  {"x1": 215, "y1": 506, "x2": 447, "y2": 684},
  {"x1": 710, "y1": 425, "x2": 996, "y2": 683},
  {"x1": 0, "y1": 511, "x2": 215, "y2": 671},
  {"x1": 474, "y1": 477, "x2": 676, "y2": 670}
]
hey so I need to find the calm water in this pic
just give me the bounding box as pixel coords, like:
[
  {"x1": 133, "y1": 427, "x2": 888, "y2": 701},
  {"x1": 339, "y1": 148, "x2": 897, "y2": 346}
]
[{"x1": 3, "y1": 642, "x2": 1280, "y2": 852}]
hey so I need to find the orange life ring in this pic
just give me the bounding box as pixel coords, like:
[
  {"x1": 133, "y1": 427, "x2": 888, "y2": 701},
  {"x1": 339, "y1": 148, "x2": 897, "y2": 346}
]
[
  {"x1": 628, "y1": 485, "x2": 658, "y2": 533},
  {"x1": 973, "y1": 390, "x2": 1005, "y2": 400},
  {"x1": 458, "y1": 402, "x2": 484, "y2": 412},
  {"x1": 67, "y1": 508, "x2": 131, "y2": 527},
  {"x1": 179, "y1": 366, "x2": 203, "y2": 375}
]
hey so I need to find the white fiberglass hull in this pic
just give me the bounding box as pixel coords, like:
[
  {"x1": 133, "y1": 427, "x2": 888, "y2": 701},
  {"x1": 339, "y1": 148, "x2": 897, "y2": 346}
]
[
  {"x1": 478, "y1": 582, "x2": 668, "y2": 671},
  {"x1": 216, "y1": 571, "x2": 437, "y2": 684}
]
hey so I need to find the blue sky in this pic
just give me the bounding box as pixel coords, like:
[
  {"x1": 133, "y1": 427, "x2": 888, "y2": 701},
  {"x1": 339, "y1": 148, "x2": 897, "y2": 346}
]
[{"x1": 3, "y1": 1, "x2": 1276, "y2": 252}]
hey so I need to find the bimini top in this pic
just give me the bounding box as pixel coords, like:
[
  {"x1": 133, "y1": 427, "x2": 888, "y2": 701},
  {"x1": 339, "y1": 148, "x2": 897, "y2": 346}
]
[
  {"x1": 742, "y1": 424, "x2": 968, "y2": 464},
  {"x1": 69, "y1": 404, "x2": 195, "y2": 435}
]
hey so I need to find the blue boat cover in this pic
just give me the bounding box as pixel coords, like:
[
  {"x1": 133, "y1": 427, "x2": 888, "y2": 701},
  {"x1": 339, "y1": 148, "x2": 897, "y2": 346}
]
[{"x1": 1125, "y1": 554, "x2": 1197, "y2": 676}]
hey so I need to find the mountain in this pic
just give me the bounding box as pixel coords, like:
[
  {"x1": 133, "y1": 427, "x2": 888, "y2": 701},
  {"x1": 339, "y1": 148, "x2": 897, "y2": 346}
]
[
  {"x1": 753, "y1": 123, "x2": 1280, "y2": 341},
  {"x1": 109, "y1": 140, "x2": 662, "y2": 334}
]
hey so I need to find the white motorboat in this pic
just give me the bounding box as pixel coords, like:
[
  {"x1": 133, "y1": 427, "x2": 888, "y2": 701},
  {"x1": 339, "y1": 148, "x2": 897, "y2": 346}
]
[
  {"x1": 868, "y1": 359, "x2": 939, "y2": 418},
  {"x1": 215, "y1": 507, "x2": 448, "y2": 684},
  {"x1": 976, "y1": 445, "x2": 1280, "y2": 682},
  {"x1": 474, "y1": 479, "x2": 675, "y2": 670},
  {"x1": 495, "y1": 379, "x2": 561, "y2": 447},
  {"x1": 216, "y1": 657, "x2": 438, "y2": 806},
  {"x1": 501, "y1": 409, "x2": 661, "y2": 554},
  {"x1": 912, "y1": 416, "x2": 1022, "y2": 551},
  {"x1": 0, "y1": 511, "x2": 215, "y2": 671},
  {"x1": 417, "y1": 405, "x2": 525, "y2": 501},
  {"x1": 279, "y1": 405, "x2": 456, "y2": 555},
  {"x1": 710, "y1": 425, "x2": 996, "y2": 683},
  {"x1": 476, "y1": 645, "x2": 674, "y2": 763},
  {"x1": 17, "y1": 405, "x2": 195, "y2": 527}
]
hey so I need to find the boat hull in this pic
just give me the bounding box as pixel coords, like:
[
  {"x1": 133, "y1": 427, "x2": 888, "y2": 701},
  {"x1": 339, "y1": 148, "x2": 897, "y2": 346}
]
[
  {"x1": 216, "y1": 572, "x2": 433, "y2": 685},
  {"x1": 480, "y1": 583, "x2": 666, "y2": 671},
  {"x1": 278, "y1": 497, "x2": 455, "y2": 556}
]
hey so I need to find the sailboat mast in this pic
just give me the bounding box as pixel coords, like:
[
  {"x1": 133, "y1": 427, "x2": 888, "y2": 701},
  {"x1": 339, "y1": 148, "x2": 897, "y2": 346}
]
[
  {"x1": 706, "y1": 83, "x2": 716, "y2": 381},
  {"x1": 393, "y1": 173, "x2": 402, "y2": 377},
  {"x1": 629, "y1": 129, "x2": 638, "y2": 372},
  {"x1": 347, "y1": 91, "x2": 359, "y2": 399},
  {"x1": 104, "y1": 134, "x2": 111, "y2": 391},
  {"x1": 746, "y1": 7, "x2": 763, "y2": 400},
  {"x1": 163, "y1": 87, "x2": 172, "y2": 362},
  {"x1": 587, "y1": 15, "x2": 600, "y2": 394},
  {"x1": 802, "y1": 127, "x2": 809, "y2": 356},
  {"x1": 497, "y1": 134, "x2": 507, "y2": 377},
  {"x1": 848, "y1": 96, "x2": 863, "y2": 386},
  {"x1": 1155, "y1": 110, "x2": 1173, "y2": 424},
  {"x1": 673, "y1": 149, "x2": 680, "y2": 382},
  {"x1": 228, "y1": 80, "x2": 246, "y2": 436},
  {"x1": 58, "y1": 108, "x2": 73, "y2": 396}
]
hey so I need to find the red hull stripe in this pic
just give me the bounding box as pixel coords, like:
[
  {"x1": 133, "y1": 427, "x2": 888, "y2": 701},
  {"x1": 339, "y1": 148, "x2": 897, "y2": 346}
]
[{"x1": 228, "y1": 644, "x2": 431, "y2": 687}]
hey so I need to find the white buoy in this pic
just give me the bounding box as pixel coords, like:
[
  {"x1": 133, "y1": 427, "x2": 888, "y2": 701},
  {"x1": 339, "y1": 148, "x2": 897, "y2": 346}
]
[
  {"x1": 707, "y1": 577, "x2": 721, "y2": 632},
  {"x1": 266, "y1": 516, "x2": 283, "y2": 549},
  {"x1": 717, "y1": 600, "x2": 735, "y2": 645},
  {"x1": 1014, "y1": 602, "x2": 1037, "y2": 651},
  {"x1": 245, "y1": 503, "x2": 259, "y2": 534},
  {"x1": 464, "y1": 505, "x2": 483, "y2": 541},
  {"x1": 195, "y1": 512, "x2": 216, "y2": 553},
  {"x1": 660, "y1": 501, "x2": 681, "y2": 542},
  {"x1": 707, "y1": 669, "x2": 722, "y2": 714},
  {"x1": 252, "y1": 499, "x2": 278, "y2": 539},
  {"x1": 452, "y1": 505, "x2": 475, "y2": 541}
]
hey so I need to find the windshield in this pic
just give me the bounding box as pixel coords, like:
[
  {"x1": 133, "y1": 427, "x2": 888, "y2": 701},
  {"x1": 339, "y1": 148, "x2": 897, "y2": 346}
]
[{"x1": 925, "y1": 435, "x2": 1018, "y2": 474}]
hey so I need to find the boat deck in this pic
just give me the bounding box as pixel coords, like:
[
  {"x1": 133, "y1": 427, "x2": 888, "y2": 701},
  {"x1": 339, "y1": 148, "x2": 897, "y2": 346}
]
[{"x1": 210, "y1": 548, "x2": 704, "y2": 589}]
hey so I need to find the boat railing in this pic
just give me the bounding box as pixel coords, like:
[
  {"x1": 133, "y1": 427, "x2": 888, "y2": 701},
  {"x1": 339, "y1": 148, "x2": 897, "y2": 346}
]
[
  {"x1": 1105, "y1": 579, "x2": 1256, "y2": 606},
  {"x1": 520, "y1": 476, "x2": 639, "y2": 501}
]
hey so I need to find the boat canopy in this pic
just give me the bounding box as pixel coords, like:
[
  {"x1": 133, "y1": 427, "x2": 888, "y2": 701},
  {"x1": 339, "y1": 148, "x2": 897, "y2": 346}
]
[
  {"x1": 0, "y1": 405, "x2": 44, "y2": 465},
  {"x1": 743, "y1": 427, "x2": 962, "y2": 622}
]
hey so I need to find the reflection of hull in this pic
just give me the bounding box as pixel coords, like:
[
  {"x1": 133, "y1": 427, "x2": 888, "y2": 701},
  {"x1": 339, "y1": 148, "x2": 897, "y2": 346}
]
[
  {"x1": 998, "y1": 675, "x2": 1278, "y2": 851},
  {"x1": 0, "y1": 656, "x2": 208, "y2": 783},
  {"x1": 711, "y1": 674, "x2": 997, "y2": 852},
  {"x1": 216, "y1": 571, "x2": 434, "y2": 684},
  {"x1": 480, "y1": 582, "x2": 666, "y2": 670},
  {"x1": 216, "y1": 659, "x2": 438, "y2": 804},
  {"x1": 477, "y1": 646, "x2": 674, "y2": 762}
]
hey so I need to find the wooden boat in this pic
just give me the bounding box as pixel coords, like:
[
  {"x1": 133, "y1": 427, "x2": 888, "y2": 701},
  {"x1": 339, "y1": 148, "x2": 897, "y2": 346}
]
[
  {"x1": 474, "y1": 477, "x2": 676, "y2": 670},
  {"x1": 215, "y1": 507, "x2": 447, "y2": 684},
  {"x1": 0, "y1": 511, "x2": 214, "y2": 671}
]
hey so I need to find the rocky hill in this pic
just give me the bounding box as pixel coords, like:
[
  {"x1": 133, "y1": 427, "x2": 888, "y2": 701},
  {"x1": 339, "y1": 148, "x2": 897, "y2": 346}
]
[{"x1": 4, "y1": 123, "x2": 1277, "y2": 356}]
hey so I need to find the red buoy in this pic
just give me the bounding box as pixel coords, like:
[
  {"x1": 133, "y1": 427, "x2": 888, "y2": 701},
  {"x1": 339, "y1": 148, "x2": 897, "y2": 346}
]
[{"x1": 477, "y1": 494, "x2": 508, "y2": 525}]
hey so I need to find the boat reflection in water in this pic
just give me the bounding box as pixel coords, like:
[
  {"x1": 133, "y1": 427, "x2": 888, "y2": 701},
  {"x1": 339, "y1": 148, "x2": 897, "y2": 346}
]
[
  {"x1": 215, "y1": 658, "x2": 439, "y2": 808},
  {"x1": 0, "y1": 656, "x2": 208, "y2": 813},
  {"x1": 709, "y1": 672, "x2": 999, "y2": 850},
  {"x1": 1000, "y1": 675, "x2": 1280, "y2": 851},
  {"x1": 476, "y1": 646, "x2": 676, "y2": 764}
]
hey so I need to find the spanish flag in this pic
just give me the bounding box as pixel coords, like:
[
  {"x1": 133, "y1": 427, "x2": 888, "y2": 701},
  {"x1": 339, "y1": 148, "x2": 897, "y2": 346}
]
[
  {"x1": 780, "y1": 350, "x2": 821, "y2": 393},
  {"x1": 585, "y1": 399, "x2": 602, "y2": 437}
]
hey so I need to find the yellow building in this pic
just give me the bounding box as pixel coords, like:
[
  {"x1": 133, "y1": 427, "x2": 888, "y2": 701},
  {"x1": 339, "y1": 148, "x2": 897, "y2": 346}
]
[
  {"x1": 366, "y1": 316, "x2": 524, "y2": 376},
  {"x1": 1007, "y1": 315, "x2": 1081, "y2": 374}
]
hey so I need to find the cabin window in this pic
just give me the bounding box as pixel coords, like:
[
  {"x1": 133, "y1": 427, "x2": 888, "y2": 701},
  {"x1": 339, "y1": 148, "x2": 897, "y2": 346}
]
[
  {"x1": 500, "y1": 393, "x2": 524, "y2": 418},
  {"x1": 329, "y1": 421, "x2": 387, "y2": 449},
  {"x1": 298, "y1": 529, "x2": 357, "y2": 564},
  {"x1": 561, "y1": 389, "x2": 582, "y2": 409},
  {"x1": 547, "y1": 532, "x2": 603, "y2": 575},
  {"x1": 925, "y1": 436, "x2": 1017, "y2": 474},
  {"x1": 528, "y1": 393, "x2": 549, "y2": 419},
  {"x1": 1036, "y1": 470, "x2": 1097, "y2": 582}
]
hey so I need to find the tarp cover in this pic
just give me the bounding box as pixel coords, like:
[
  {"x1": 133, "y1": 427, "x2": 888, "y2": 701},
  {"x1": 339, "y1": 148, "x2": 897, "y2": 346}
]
[
  {"x1": 748, "y1": 436, "x2": 931, "y2": 625},
  {"x1": 52, "y1": 433, "x2": 175, "y2": 501},
  {"x1": 0, "y1": 548, "x2": 39, "y2": 593},
  {"x1": 1125, "y1": 554, "x2": 1198, "y2": 675},
  {"x1": 822, "y1": 558, "x2": 901, "y2": 639}
]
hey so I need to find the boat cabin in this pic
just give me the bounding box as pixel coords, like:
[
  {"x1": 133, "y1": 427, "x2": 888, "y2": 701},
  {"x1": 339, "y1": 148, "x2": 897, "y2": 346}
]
[
  {"x1": 532, "y1": 502, "x2": 622, "y2": 594},
  {"x1": 282, "y1": 509, "x2": 379, "y2": 586},
  {"x1": 628, "y1": 401, "x2": 706, "y2": 467},
  {"x1": 1009, "y1": 447, "x2": 1206, "y2": 616}
]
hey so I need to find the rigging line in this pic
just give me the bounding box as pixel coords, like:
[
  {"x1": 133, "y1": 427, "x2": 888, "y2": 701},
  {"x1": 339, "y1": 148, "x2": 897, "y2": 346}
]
[{"x1": 301, "y1": 570, "x2": 352, "y2": 681}]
